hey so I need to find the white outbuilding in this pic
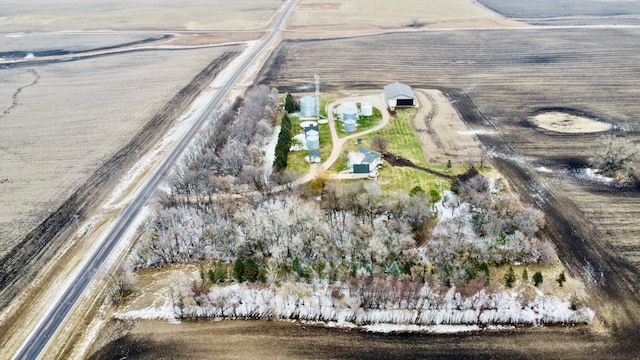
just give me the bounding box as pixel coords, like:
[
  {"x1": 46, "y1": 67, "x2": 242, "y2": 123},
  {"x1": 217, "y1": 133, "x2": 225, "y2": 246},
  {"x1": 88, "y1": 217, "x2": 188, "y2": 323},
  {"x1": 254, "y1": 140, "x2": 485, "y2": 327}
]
[
  {"x1": 383, "y1": 82, "x2": 415, "y2": 109},
  {"x1": 360, "y1": 101, "x2": 373, "y2": 117}
]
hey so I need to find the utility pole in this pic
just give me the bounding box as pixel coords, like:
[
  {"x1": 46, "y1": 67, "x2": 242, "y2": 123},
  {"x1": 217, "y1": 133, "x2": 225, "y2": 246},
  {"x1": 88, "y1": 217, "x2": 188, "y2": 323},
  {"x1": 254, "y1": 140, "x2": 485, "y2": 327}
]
[{"x1": 314, "y1": 74, "x2": 320, "y2": 119}]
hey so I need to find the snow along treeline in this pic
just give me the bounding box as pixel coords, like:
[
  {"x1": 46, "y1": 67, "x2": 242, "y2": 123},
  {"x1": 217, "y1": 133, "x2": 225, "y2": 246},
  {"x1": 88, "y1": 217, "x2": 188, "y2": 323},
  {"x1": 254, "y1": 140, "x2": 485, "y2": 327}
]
[{"x1": 162, "y1": 280, "x2": 594, "y2": 327}]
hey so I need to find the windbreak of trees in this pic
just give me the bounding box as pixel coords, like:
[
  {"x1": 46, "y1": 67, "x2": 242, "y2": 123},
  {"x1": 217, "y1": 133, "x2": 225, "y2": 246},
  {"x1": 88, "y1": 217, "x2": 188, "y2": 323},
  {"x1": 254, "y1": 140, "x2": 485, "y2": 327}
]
[
  {"x1": 132, "y1": 170, "x2": 550, "y2": 291},
  {"x1": 167, "y1": 85, "x2": 279, "y2": 202},
  {"x1": 274, "y1": 113, "x2": 292, "y2": 172},
  {"x1": 424, "y1": 172, "x2": 552, "y2": 287},
  {"x1": 132, "y1": 182, "x2": 430, "y2": 282}
]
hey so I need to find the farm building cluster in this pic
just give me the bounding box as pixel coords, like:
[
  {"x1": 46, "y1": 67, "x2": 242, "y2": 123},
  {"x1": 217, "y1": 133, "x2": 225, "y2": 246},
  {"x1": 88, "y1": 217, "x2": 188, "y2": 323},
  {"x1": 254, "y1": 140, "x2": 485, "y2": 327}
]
[{"x1": 286, "y1": 81, "x2": 415, "y2": 176}]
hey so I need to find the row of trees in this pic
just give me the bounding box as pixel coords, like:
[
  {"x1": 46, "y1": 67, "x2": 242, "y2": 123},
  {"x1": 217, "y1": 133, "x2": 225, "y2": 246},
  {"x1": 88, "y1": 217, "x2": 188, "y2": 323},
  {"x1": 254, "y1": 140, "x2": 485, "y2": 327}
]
[
  {"x1": 167, "y1": 85, "x2": 279, "y2": 201},
  {"x1": 273, "y1": 113, "x2": 292, "y2": 171}
]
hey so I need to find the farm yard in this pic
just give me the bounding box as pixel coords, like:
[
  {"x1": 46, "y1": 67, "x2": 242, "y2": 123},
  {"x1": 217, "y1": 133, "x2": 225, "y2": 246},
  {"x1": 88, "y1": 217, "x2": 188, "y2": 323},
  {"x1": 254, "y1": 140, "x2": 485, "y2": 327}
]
[
  {"x1": 2, "y1": 0, "x2": 640, "y2": 358},
  {"x1": 258, "y1": 25, "x2": 640, "y2": 354}
]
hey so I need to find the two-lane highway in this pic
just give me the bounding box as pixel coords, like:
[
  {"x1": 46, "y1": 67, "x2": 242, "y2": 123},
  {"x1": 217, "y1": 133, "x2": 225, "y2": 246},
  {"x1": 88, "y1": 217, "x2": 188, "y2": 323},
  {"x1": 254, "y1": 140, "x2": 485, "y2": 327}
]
[{"x1": 14, "y1": 1, "x2": 295, "y2": 358}]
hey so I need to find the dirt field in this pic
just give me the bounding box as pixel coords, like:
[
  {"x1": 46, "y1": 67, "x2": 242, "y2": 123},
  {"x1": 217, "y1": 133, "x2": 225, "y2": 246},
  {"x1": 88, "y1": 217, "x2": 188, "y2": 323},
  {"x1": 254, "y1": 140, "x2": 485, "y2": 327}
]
[
  {"x1": 0, "y1": 0, "x2": 282, "y2": 32},
  {"x1": 476, "y1": 0, "x2": 640, "y2": 22},
  {"x1": 286, "y1": 0, "x2": 523, "y2": 38},
  {"x1": 259, "y1": 28, "x2": 640, "y2": 131},
  {"x1": 0, "y1": 46, "x2": 239, "y2": 258},
  {"x1": 0, "y1": 46, "x2": 241, "y2": 315},
  {"x1": 89, "y1": 319, "x2": 627, "y2": 359}
]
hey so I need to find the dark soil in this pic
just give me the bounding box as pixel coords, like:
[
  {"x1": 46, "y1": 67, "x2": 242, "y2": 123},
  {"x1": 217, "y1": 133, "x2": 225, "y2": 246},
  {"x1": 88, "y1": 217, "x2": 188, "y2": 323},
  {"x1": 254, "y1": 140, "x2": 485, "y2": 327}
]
[{"x1": 89, "y1": 319, "x2": 623, "y2": 360}]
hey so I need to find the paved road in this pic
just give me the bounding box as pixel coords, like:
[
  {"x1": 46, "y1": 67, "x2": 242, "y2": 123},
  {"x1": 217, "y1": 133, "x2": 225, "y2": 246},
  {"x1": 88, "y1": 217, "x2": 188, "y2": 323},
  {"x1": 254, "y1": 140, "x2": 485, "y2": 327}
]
[{"x1": 13, "y1": 1, "x2": 295, "y2": 359}]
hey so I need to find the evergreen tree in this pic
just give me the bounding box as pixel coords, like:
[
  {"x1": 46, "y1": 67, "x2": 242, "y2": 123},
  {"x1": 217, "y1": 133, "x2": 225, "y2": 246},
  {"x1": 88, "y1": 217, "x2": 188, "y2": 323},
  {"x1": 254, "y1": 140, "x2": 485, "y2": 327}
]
[
  {"x1": 285, "y1": 93, "x2": 296, "y2": 113},
  {"x1": 504, "y1": 266, "x2": 516, "y2": 288},
  {"x1": 244, "y1": 258, "x2": 260, "y2": 282},
  {"x1": 208, "y1": 269, "x2": 216, "y2": 284},
  {"x1": 522, "y1": 268, "x2": 529, "y2": 282},
  {"x1": 533, "y1": 271, "x2": 544, "y2": 287},
  {"x1": 556, "y1": 271, "x2": 566, "y2": 287},
  {"x1": 214, "y1": 262, "x2": 227, "y2": 283},
  {"x1": 447, "y1": 159, "x2": 452, "y2": 169},
  {"x1": 293, "y1": 257, "x2": 304, "y2": 278},
  {"x1": 274, "y1": 113, "x2": 292, "y2": 171},
  {"x1": 233, "y1": 258, "x2": 245, "y2": 282},
  {"x1": 450, "y1": 178, "x2": 461, "y2": 194}
]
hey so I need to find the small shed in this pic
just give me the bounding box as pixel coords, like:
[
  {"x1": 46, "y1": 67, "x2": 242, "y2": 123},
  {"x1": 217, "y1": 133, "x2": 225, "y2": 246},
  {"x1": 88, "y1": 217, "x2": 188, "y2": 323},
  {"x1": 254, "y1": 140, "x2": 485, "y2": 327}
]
[
  {"x1": 383, "y1": 82, "x2": 415, "y2": 109},
  {"x1": 308, "y1": 150, "x2": 322, "y2": 163}
]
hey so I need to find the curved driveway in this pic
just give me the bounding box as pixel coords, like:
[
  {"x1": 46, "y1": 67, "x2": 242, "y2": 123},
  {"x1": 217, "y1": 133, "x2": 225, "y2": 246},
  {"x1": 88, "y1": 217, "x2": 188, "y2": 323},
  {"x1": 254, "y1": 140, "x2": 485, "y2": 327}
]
[{"x1": 292, "y1": 93, "x2": 391, "y2": 185}]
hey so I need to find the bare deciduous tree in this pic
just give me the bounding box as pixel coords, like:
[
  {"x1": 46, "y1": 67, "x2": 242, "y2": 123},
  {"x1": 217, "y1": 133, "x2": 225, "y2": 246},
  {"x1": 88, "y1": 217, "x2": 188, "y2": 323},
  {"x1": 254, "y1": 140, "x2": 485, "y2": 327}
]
[
  {"x1": 590, "y1": 135, "x2": 639, "y2": 180},
  {"x1": 370, "y1": 135, "x2": 390, "y2": 153}
]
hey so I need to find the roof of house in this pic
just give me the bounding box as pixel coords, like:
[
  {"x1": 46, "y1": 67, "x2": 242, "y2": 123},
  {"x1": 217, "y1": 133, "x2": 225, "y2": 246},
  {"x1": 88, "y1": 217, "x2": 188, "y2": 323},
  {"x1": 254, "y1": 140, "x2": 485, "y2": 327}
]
[
  {"x1": 358, "y1": 147, "x2": 381, "y2": 164},
  {"x1": 384, "y1": 82, "x2": 415, "y2": 99},
  {"x1": 310, "y1": 150, "x2": 321, "y2": 158}
]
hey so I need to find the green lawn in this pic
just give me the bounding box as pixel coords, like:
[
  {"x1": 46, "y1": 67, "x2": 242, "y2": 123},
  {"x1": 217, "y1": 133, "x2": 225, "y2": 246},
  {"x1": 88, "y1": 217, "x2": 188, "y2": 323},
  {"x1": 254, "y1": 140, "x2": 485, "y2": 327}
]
[
  {"x1": 285, "y1": 120, "x2": 333, "y2": 176},
  {"x1": 288, "y1": 97, "x2": 482, "y2": 196},
  {"x1": 333, "y1": 108, "x2": 465, "y2": 194}
]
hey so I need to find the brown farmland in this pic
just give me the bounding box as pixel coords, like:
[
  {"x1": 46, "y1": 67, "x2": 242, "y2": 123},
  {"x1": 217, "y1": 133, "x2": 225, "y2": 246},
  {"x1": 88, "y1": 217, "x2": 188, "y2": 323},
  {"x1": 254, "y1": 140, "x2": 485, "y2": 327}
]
[
  {"x1": 0, "y1": 46, "x2": 240, "y2": 311},
  {"x1": 258, "y1": 27, "x2": 640, "y2": 351}
]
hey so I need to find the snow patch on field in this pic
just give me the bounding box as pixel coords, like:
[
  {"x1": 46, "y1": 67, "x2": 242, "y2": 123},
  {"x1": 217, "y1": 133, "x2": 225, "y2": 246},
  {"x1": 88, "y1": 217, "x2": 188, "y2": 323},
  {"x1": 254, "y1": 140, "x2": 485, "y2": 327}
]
[
  {"x1": 576, "y1": 168, "x2": 614, "y2": 184},
  {"x1": 457, "y1": 129, "x2": 496, "y2": 135}
]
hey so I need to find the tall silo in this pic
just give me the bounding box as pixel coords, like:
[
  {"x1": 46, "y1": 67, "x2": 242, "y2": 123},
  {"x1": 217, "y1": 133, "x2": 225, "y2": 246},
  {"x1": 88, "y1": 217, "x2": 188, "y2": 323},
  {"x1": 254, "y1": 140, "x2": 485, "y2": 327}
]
[
  {"x1": 343, "y1": 119, "x2": 356, "y2": 132},
  {"x1": 341, "y1": 101, "x2": 358, "y2": 121},
  {"x1": 300, "y1": 95, "x2": 316, "y2": 118},
  {"x1": 360, "y1": 101, "x2": 373, "y2": 117}
]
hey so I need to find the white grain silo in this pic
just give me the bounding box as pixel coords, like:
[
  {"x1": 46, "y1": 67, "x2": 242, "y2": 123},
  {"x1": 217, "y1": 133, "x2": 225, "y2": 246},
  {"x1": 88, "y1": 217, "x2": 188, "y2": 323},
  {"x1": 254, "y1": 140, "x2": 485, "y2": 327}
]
[
  {"x1": 360, "y1": 101, "x2": 373, "y2": 117},
  {"x1": 306, "y1": 131, "x2": 320, "y2": 150},
  {"x1": 300, "y1": 95, "x2": 316, "y2": 118}
]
